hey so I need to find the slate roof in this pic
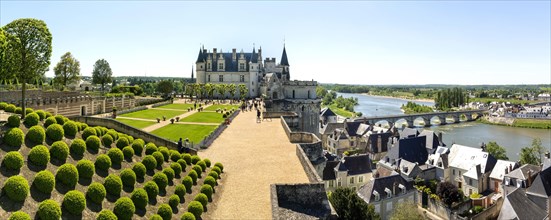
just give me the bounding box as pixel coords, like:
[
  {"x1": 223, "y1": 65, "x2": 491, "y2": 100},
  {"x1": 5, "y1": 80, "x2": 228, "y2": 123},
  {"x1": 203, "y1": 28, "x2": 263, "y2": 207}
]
[
  {"x1": 321, "y1": 122, "x2": 343, "y2": 135},
  {"x1": 357, "y1": 173, "x2": 414, "y2": 204},
  {"x1": 505, "y1": 164, "x2": 541, "y2": 180},
  {"x1": 386, "y1": 135, "x2": 428, "y2": 165},
  {"x1": 526, "y1": 166, "x2": 551, "y2": 197},
  {"x1": 419, "y1": 130, "x2": 445, "y2": 150},
  {"x1": 322, "y1": 161, "x2": 339, "y2": 181},
  {"x1": 490, "y1": 160, "x2": 518, "y2": 180},
  {"x1": 448, "y1": 144, "x2": 497, "y2": 173},
  {"x1": 399, "y1": 128, "x2": 419, "y2": 139},
  {"x1": 281, "y1": 46, "x2": 289, "y2": 66},
  {"x1": 196, "y1": 48, "x2": 259, "y2": 72},
  {"x1": 498, "y1": 188, "x2": 547, "y2": 220},
  {"x1": 320, "y1": 108, "x2": 336, "y2": 117},
  {"x1": 345, "y1": 121, "x2": 362, "y2": 137},
  {"x1": 336, "y1": 154, "x2": 373, "y2": 175}
]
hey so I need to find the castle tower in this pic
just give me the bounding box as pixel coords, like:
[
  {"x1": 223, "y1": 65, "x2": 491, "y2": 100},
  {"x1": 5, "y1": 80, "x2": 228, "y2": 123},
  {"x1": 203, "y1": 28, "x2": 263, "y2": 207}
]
[
  {"x1": 195, "y1": 48, "x2": 206, "y2": 83},
  {"x1": 280, "y1": 45, "x2": 290, "y2": 81}
]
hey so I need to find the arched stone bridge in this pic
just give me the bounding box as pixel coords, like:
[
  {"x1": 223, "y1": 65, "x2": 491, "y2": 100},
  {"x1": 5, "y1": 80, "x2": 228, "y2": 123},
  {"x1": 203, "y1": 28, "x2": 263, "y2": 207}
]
[{"x1": 355, "y1": 109, "x2": 488, "y2": 128}]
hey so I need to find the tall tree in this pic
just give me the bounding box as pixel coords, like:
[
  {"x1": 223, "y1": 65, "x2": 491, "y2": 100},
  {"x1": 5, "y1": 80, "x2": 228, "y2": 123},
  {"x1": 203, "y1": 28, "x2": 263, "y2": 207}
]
[
  {"x1": 436, "y1": 181, "x2": 461, "y2": 207},
  {"x1": 3, "y1": 19, "x2": 52, "y2": 118},
  {"x1": 205, "y1": 83, "x2": 215, "y2": 100},
  {"x1": 53, "y1": 52, "x2": 80, "y2": 90},
  {"x1": 520, "y1": 138, "x2": 545, "y2": 165},
  {"x1": 390, "y1": 201, "x2": 424, "y2": 220},
  {"x1": 92, "y1": 59, "x2": 113, "y2": 93},
  {"x1": 227, "y1": 84, "x2": 236, "y2": 99},
  {"x1": 238, "y1": 84, "x2": 247, "y2": 99},
  {"x1": 217, "y1": 84, "x2": 227, "y2": 99},
  {"x1": 329, "y1": 187, "x2": 379, "y2": 220},
  {"x1": 485, "y1": 141, "x2": 509, "y2": 160},
  {"x1": 156, "y1": 80, "x2": 173, "y2": 98}
]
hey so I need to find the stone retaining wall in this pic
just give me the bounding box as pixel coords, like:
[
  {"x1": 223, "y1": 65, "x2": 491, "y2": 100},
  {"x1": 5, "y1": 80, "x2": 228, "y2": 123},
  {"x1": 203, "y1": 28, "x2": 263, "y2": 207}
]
[{"x1": 197, "y1": 110, "x2": 241, "y2": 149}]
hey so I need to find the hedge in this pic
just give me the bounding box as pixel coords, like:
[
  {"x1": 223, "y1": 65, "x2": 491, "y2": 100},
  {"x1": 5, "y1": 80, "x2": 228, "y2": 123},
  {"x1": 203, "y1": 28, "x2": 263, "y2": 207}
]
[
  {"x1": 3, "y1": 151, "x2": 24, "y2": 170},
  {"x1": 50, "y1": 141, "x2": 69, "y2": 161},
  {"x1": 7, "y1": 115, "x2": 20, "y2": 127},
  {"x1": 204, "y1": 176, "x2": 217, "y2": 188},
  {"x1": 63, "y1": 190, "x2": 86, "y2": 215},
  {"x1": 104, "y1": 174, "x2": 123, "y2": 196},
  {"x1": 28, "y1": 145, "x2": 50, "y2": 166},
  {"x1": 122, "y1": 146, "x2": 134, "y2": 159},
  {"x1": 37, "y1": 199, "x2": 62, "y2": 220},
  {"x1": 152, "y1": 151, "x2": 164, "y2": 166},
  {"x1": 174, "y1": 184, "x2": 186, "y2": 200},
  {"x1": 203, "y1": 158, "x2": 211, "y2": 167},
  {"x1": 35, "y1": 110, "x2": 46, "y2": 120},
  {"x1": 27, "y1": 125, "x2": 45, "y2": 144},
  {"x1": 170, "y1": 162, "x2": 182, "y2": 176},
  {"x1": 116, "y1": 137, "x2": 129, "y2": 149},
  {"x1": 214, "y1": 162, "x2": 224, "y2": 173},
  {"x1": 102, "y1": 134, "x2": 113, "y2": 147},
  {"x1": 96, "y1": 210, "x2": 117, "y2": 220},
  {"x1": 143, "y1": 155, "x2": 157, "y2": 171},
  {"x1": 95, "y1": 154, "x2": 112, "y2": 170},
  {"x1": 194, "y1": 193, "x2": 208, "y2": 208},
  {"x1": 113, "y1": 197, "x2": 136, "y2": 220},
  {"x1": 44, "y1": 116, "x2": 57, "y2": 128},
  {"x1": 33, "y1": 170, "x2": 55, "y2": 194},
  {"x1": 87, "y1": 182, "x2": 106, "y2": 204},
  {"x1": 8, "y1": 211, "x2": 30, "y2": 220},
  {"x1": 144, "y1": 181, "x2": 159, "y2": 200},
  {"x1": 191, "y1": 155, "x2": 201, "y2": 164},
  {"x1": 76, "y1": 159, "x2": 95, "y2": 179},
  {"x1": 23, "y1": 112, "x2": 40, "y2": 126},
  {"x1": 63, "y1": 121, "x2": 79, "y2": 136},
  {"x1": 54, "y1": 115, "x2": 66, "y2": 125},
  {"x1": 132, "y1": 162, "x2": 147, "y2": 179},
  {"x1": 70, "y1": 139, "x2": 87, "y2": 157},
  {"x1": 46, "y1": 124, "x2": 64, "y2": 141},
  {"x1": 4, "y1": 128, "x2": 24, "y2": 147},
  {"x1": 120, "y1": 168, "x2": 136, "y2": 187},
  {"x1": 56, "y1": 164, "x2": 79, "y2": 188},
  {"x1": 188, "y1": 170, "x2": 198, "y2": 185},
  {"x1": 187, "y1": 201, "x2": 203, "y2": 219},
  {"x1": 162, "y1": 167, "x2": 175, "y2": 183},
  {"x1": 182, "y1": 176, "x2": 193, "y2": 191},
  {"x1": 159, "y1": 147, "x2": 170, "y2": 162},
  {"x1": 3, "y1": 175, "x2": 29, "y2": 202},
  {"x1": 157, "y1": 203, "x2": 173, "y2": 220},
  {"x1": 82, "y1": 127, "x2": 97, "y2": 140},
  {"x1": 132, "y1": 140, "x2": 144, "y2": 155},
  {"x1": 86, "y1": 135, "x2": 101, "y2": 152},
  {"x1": 131, "y1": 188, "x2": 148, "y2": 210},
  {"x1": 177, "y1": 159, "x2": 187, "y2": 171},
  {"x1": 108, "y1": 147, "x2": 124, "y2": 165},
  {"x1": 152, "y1": 172, "x2": 168, "y2": 189},
  {"x1": 181, "y1": 212, "x2": 196, "y2": 220},
  {"x1": 145, "y1": 143, "x2": 158, "y2": 155}
]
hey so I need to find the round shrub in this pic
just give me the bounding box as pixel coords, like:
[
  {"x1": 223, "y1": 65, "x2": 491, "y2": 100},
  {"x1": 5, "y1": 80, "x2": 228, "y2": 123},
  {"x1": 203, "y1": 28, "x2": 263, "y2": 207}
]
[
  {"x1": 78, "y1": 122, "x2": 88, "y2": 131},
  {"x1": 113, "y1": 197, "x2": 136, "y2": 220},
  {"x1": 26, "y1": 125, "x2": 45, "y2": 144},
  {"x1": 159, "y1": 147, "x2": 169, "y2": 162},
  {"x1": 70, "y1": 139, "x2": 86, "y2": 157},
  {"x1": 45, "y1": 111, "x2": 53, "y2": 118},
  {"x1": 143, "y1": 155, "x2": 157, "y2": 171},
  {"x1": 200, "y1": 184, "x2": 213, "y2": 201},
  {"x1": 174, "y1": 184, "x2": 186, "y2": 200},
  {"x1": 162, "y1": 167, "x2": 175, "y2": 182},
  {"x1": 214, "y1": 162, "x2": 224, "y2": 173},
  {"x1": 120, "y1": 169, "x2": 136, "y2": 187},
  {"x1": 196, "y1": 161, "x2": 206, "y2": 172},
  {"x1": 95, "y1": 154, "x2": 112, "y2": 170},
  {"x1": 192, "y1": 165, "x2": 203, "y2": 177},
  {"x1": 212, "y1": 166, "x2": 222, "y2": 176},
  {"x1": 144, "y1": 181, "x2": 159, "y2": 199},
  {"x1": 104, "y1": 174, "x2": 123, "y2": 196},
  {"x1": 132, "y1": 162, "x2": 146, "y2": 179},
  {"x1": 152, "y1": 151, "x2": 164, "y2": 166},
  {"x1": 177, "y1": 159, "x2": 187, "y2": 171},
  {"x1": 157, "y1": 203, "x2": 172, "y2": 220},
  {"x1": 8, "y1": 211, "x2": 30, "y2": 220},
  {"x1": 152, "y1": 172, "x2": 168, "y2": 189},
  {"x1": 181, "y1": 212, "x2": 196, "y2": 220},
  {"x1": 203, "y1": 158, "x2": 211, "y2": 168},
  {"x1": 134, "y1": 138, "x2": 145, "y2": 146},
  {"x1": 204, "y1": 176, "x2": 217, "y2": 188},
  {"x1": 116, "y1": 137, "x2": 129, "y2": 149},
  {"x1": 96, "y1": 210, "x2": 117, "y2": 220},
  {"x1": 4, "y1": 128, "x2": 24, "y2": 147},
  {"x1": 131, "y1": 188, "x2": 148, "y2": 210},
  {"x1": 191, "y1": 155, "x2": 201, "y2": 164},
  {"x1": 107, "y1": 130, "x2": 118, "y2": 140},
  {"x1": 101, "y1": 134, "x2": 113, "y2": 147},
  {"x1": 37, "y1": 199, "x2": 61, "y2": 220},
  {"x1": 23, "y1": 112, "x2": 39, "y2": 126},
  {"x1": 149, "y1": 214, "x2": 163, "y2": 220},
  {"x1": 54, "y1": 115, "x2": 65, "y2": 125},
  {"x1": 108, "y1": 147, "x2": 124, "y2": 165},
  {"x1": 50, "y1": 141, "x2": 69, "y2": 161},
  {"x1": 35, "y1": 110, "x2": 46, "y2": 120},
  {"x1": 188, "y1": 170, "x2": 198, "y2": 185},
  {"x1": 145, "y1": 143, "x2": 158, "y2": 155},
  {"x1": 182, "y1": 154, "x2": 191, "y2": 164},
  {"x1": 46, "y1": 124, "x2": 64, "y2": 141},
  {"x1": 63, "y1": 190, "x2": 86, "y2": 215},
  {"x1": 28, "y1": 145, "x2": 50, "y2": 166},
  {"x1": 56, "y1": 164, "x2": 78, "y2": 188},
  {"x1": 169, "y1": 150, "x2": 180, "y2": 162},
  {"x1": 7, "y1": 115, "x2": 20, "y2": 127},
  {"x1": 15, "y1": 107, "x2": 22, "y2": 114},
  {"x1": 126, "y1": 135, "x2": 134, "y2": 143},
  {"x1": 63, "y1": 121, "x2": 78, "y2": 136},
  {"x1": 182, "y1": 176, "x2": 193, "y2": 191},
  {"x1": 44, "y1": 116, "x2": 57, "y2": 128},
  {"x1": 208, "y1": 171, "x2": 219, "y2": 180},
  {"x1": 25, "y1": 108, "x2": 33, "y2": 115},
  {"x1": 82, "y1": 127, "x2": 97, "y2": 140},
  {"x1": 86, "y1": 135, "x2": 101, "y2": 152},
  {"x1": 3, "y1": 175, "x2": 29, "y2": 202},
  {"x1": 169, "y1": 194, "x2": 180, "y2": 208},
  {"x1": 95, "y1": 127, "x2": 105, "y2": 136},
  {"x1": 187, "y1": 201, "x2": 203, "y2": 219},
  {"x1": 5, "y1": 104, "x2": 16, "y2": 113},
  {"x1": 171, "y1": 162, "x2": 182, "y2": 176},
  {"x1": 131, "y1": 140, "x2": 144, "y2": 155},
  {"x1": 76, "y1": 159, "x2": 95, "y2": 179},
  {"x1": 122, "y1": 146, "x2": 134, "y2": 159},
  {"x1": 33, "y1": 170, "x2": 55, "y2": 194},
  {"x1": 86, "y1": 182, "x2": 106, "y2": 204},
  {"x1": 194, "y1": 193, "x2": 208, "y2": 208},
  {"x1": 0, "y1": 102, "x2": 6, "y2": 110},
  {"x1": 3, "y1": 151, "x2": 24, "y2": 170}
]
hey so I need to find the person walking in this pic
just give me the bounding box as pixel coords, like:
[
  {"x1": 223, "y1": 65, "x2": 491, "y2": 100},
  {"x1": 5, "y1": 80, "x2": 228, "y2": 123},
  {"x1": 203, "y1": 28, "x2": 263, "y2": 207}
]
[
  {"x1": 177, "y1": 138, "x2": 183, "y2": 153},
  {"x1": 256, "y1": 109, "x2": 261, "y2": 123}
]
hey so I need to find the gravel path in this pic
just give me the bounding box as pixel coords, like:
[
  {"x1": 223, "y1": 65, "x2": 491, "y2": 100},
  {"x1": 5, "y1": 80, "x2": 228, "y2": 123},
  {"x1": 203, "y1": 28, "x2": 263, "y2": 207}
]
[{"x1": 199, "y1": 110, "x2": 309, "y2": 219}]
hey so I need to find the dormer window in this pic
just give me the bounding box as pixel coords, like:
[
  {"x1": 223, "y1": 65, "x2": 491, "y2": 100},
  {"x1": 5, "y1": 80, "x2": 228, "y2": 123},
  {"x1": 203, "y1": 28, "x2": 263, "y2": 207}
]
[
  {"x1": 218, "y1": 63, "x2": 224, "y2": 71},
  {"x1": 239, "y1": 63, "x2": 245, "y2": 71},
  {"x1": 207, "y1": 62, "x2": 212, "y2": 70},
  {"x1": 399, "y1": 184, "x2": 406, "y2": 194},
  {"x1": 385, "y1": 187, "x2": 392, "y2": 198},
  {"x1": 373, "y1": 191, "x2": 380, "y2": 201}
]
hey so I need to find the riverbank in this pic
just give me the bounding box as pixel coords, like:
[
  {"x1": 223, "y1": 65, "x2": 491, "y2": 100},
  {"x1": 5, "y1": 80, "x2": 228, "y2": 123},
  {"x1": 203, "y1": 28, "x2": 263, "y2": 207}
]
[
  {"x1": 360, "y1": 93, "x2": 435, "y2": 103},
  {"x1": 323, "y1": 103, "x2": 356, "y2": 117},
  {"x1": 479, "y1": 116, "x2": 551, "y2": 129}
]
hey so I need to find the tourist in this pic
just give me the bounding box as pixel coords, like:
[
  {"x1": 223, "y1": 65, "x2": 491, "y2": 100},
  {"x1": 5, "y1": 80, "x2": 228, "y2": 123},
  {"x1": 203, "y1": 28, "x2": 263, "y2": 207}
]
[
  {"x1": 257, "y1": 109, "x2": 261, "y2": 123},
  {"x1": 178, "y1": 138, "x2": 183, "y2": 153}
]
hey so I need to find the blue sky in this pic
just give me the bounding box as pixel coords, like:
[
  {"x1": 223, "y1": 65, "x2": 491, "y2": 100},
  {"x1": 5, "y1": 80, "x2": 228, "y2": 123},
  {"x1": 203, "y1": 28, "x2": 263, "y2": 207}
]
[{"x1": 1, "y1": 1, "x2": 550, "y2": 85}]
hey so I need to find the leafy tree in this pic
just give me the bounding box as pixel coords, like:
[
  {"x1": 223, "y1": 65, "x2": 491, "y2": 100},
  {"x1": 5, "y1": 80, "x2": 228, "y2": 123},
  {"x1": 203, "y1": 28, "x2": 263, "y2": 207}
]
[
  {"x1": 92, "y1": 59, "x2": 113, "y2": 92},
  {"x1": 436, "y1": 181, "x2": 461, "y2": 207},
  {"x1": 316, "y1": 86, "x2": 328, "y2": 98},
  {"x1": 329, "y1": 187, "x2": 379, "y2": 220},
  {"x1": 157, "y1": 80, "x2": 173, "y2": 98},
  {"x1": 194, "y1": 84, "x2": 203, "y2": 100},
  {"x1": 227, "y1": 84, "x2": 236, "y2": 98},
  {"x1": 520, "y1": 138, "x2": 545, "y2": 165},
  {"x1": 238, "y1": 84, "x2": 247, "y2": 99},
  {"x1": 217, "y1": 84, "x2": 227, "y2": 99},
  {"x1": 3, "y1": 18, "x2": 53, "y2": 118},
  {"x1": 205, "y1": 83, "x2": 215, "y2": 100},
  {"x1": 485, "y1": 141, "x2": 509, "y2": 160},
  {"x1": 53, "y1": 52, "x2": 80, "y2": 90},
  {"x1": 390, "y1": 201, "x2": 423, "y2": 220}
]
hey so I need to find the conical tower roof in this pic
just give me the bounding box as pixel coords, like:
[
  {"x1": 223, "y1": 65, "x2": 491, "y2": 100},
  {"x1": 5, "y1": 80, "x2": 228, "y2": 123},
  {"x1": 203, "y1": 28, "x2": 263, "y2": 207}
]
[{"x1": 280, "y1": 45, "x2": 289, "y2": 66}]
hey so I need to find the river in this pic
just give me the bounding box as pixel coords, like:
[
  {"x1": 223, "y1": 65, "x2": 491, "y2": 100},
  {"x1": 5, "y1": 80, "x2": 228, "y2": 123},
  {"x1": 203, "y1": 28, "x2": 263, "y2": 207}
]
[{"x1": 337, "y1": 93, "x2": 551, "y2": 161}]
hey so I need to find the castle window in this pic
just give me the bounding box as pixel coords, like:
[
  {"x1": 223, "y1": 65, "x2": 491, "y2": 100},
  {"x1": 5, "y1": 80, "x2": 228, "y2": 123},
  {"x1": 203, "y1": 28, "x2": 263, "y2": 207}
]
[
  {"x1": 219, "y1": 75, "x2": 223, "y2": 82},
  {"x1": 329, "y1": 180, "x2": 334, "y2": 188},
  {"x1": 350, "y1": 177, "x2": 354, "y2": 184},
  {"x1": 292, "y1": 90, "x2": 295, "y2": 99},
  {"x1": 207, "y1": 75, "x2": 211, "y2": 82},
  {"x1": 218, "y1": 63, "x2": 223, "y2": 70},
  {"x1": 208, "y1": 63, "x2": 211, "y2": 70},
  {"x1": 359, "y1": 176, "x2": 364, "y2": 183},
  {"x1": 239, "y1": 63, "x2": 245, "y2": 71},
  {"x1": 240, "y1": 75, "x2": 245, "y2": 82}
]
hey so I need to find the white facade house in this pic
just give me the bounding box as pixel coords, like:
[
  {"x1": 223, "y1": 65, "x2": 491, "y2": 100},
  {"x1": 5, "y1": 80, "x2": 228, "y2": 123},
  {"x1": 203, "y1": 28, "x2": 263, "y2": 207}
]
[{"x1": 447, "y1": 144, "x2": 497, "y2": 197}]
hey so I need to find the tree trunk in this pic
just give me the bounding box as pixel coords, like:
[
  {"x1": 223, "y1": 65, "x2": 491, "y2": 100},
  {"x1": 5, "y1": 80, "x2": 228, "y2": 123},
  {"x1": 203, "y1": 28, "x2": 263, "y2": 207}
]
[{"x1": 21, "y1": 81, "x2": 26, "y2": 119}]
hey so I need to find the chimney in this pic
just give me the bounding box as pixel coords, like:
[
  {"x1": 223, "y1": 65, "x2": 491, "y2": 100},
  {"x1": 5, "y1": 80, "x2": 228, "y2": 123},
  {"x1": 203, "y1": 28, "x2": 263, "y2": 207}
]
[
  {"x1": 213, "y1": 48, "x2": 217, "y2": 59},
  {"x1": 545, "y1": 151, "x2": 550, "y2": 159},
  {"x1": 232, "y1": 48, "x2": 236, "y2": 61},
  {"x1": 509, "y1": 164, "x2": 512, "y2": 173},
  {"x1": 527, "y1": 170, "x2": 532, "y2": 187},
  {"x1": 475, "y1": 164, "x2": 481, "y2": 177},
  {"x1": 504, "y1": 167, "x2": 508, "y2": 174},
  {"x1": 438, "y1": 132, "x2": 443, "y2": 145}
]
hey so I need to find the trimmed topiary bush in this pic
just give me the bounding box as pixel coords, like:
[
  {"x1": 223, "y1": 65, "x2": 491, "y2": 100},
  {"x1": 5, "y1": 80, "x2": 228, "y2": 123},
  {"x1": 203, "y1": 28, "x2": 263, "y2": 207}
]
[
  {"x1": 82, "y1": 127, "x2": 97, "y2": 140},
  {"x1": 104, "y1": 174, "x2": 123, "y2": 196},
  {"x1": 33, "y1": 170, "x2": 55, "y2": 194},
  {"x1": 4, "y1": 128, "x2": 24, "y2": 147},
  {"x1": 116, "y1": 137, "x2": 129, "y2": 149},
  {"x1": 150, "y1": 214, "x2": 163, "y2": 220},
  {"x1": 208, "y1": 171, "x2": 219, "y2": 180},
  {"x1": 122, "y1": 146, "x2": 134, "y2": 159},
  {"x1": 175, "y1": 184, "x2": 186, "y2": 200},
  {"x1": 35, "y1": 110, "x2": 46, "y2": 120},
  {"x1": 56, "y1": 164, "x2": 79, "y2": 188},
  {"x1": 96, "y1": 210, "x2": 117, "y2": 220},
  {"x1": 181, "y1": 212, "x2": 196, "y2": 220},
  {"x1": 131, "y1": 188, "x2": 148, "y2": 210},
  {"x1": 113, "y1": 197, "x2": 136, "y2": 220},
  {"x1": 162, "y1": 167, "x2": 175, "y2": 183},
  {"x1": 132, "y1": 140, "x2": 144, "y2": 155},
  {"x1": 86, "y1": 135, "x2": 101, "y2": 152},
  {"x1": 63, "y1": 190, "x2": 86, "y2": 215},
  {"x1": 132, "y1": 162, "x2": 146, "y2": 179},
  {"x1": 70, "y1": 139, "x2": 86, "y2": 157},
  {"x1": 152, "y1": 172, "x2": 168, "y2": 190},
  {"x1": 54, "y1": 115, "x2": 66, "y2": 125},
  {"x1": 15, "y1": 107, "x2": 22, "y2": 114},
  {"x1": 192, "y1": 165, "x2": 203, "y2": 177},
  {"x1": 191, "y1": 155, "x2": 201, "y2": 164},
  {"x1": 107, "y1": 130, "x2": 118, "y2": 140},
  {"x1": 3, "y1": 151, "x2": 24, "y2": 170},
  {"x1": 120, "y1": 168, "x2": 136, "y2": 187},
  {"x1": 45, "y1": 111, "x2": 53, "y2": 118},
  {"x1": 26, "y1": 125, "x2": 45, "y2": 144},
  {"x1": 23, "y1": 112, "x2": 39, "y2": 126},
  {"x1": 194, "y1": 193, "x2": 208, "y2": 208},
  {"x1": 182, "y1": 176, "x2": 193, "y2": 191},
  {"x1": 0, "y1": 102, "x2": 6, "y2": 110},
  {"x1": 143, "y1": 155, "x2": 157, "y2": 171},
  {"x1": 86, "y1": 182, "x2": 106, "y2": 204},
  {"x1": 108, "y1": 147, "x2": 124, "y2": 165},
  {"x1": 187, "y1": 201, "x2": 203, "y2": 219},
  {"x1": 37, "y1": 199, "x2": 62, "y2": 220},
  {"x1": 101, "y1": 134, "x2": 113, "y2": 147},
  {"x1": 169, "y1": 194, "x2": 180, "y2": 210},
  {"x1": 188, "y1": 170, "x2": 198, "y2": 185},
  {"x1": 212, "y1": 166, "x2": 222, "y2": 176},
  {"x1": 200, "y1": 184, "x2": 213, "y2": 201},
  {"x1": 76, "y1": 159, "x2": 95, "y2": 179},
  {"x1": 203, "y1": 158, "x2": 211, "y2": 168},
  {"x1": 196, "y1": 161, "x2": 206, "y2": 172},
  {"x1": 157, "y1": 203, "x2": 173, "y2": 220},
  {"x1": 152, "y1": 151, "x2": 164, "y2": 166},
  {"x1": 169, "y1": 150, "x2": 181, "y2": 162},
  {"x1": 171, "y1": 162, "x2": 182, "y2": 176},
  {"x1": 178, "y1": 159, "x2": 188, "y2": 171},
  {"x1": 204, "y1": 176, "x2": 217, "y2": 188},
  {"x1": 214, "y1": 162, "x2": 224, "y2": 173},
  {"x1": 5, "y1": 104, "x2": 16, "y2": 112},
  {"x1": 25, "y1": 108, "x2": 33, "y2": 114},
  {"x1": 144, "y1": 181, "x2": 159, "y2": 200},
  {"x1": 145, "y1": 143, "x2": 158, "y2": 155},
  {"x1": 50, "y1": 141, "x2": 69, "y2": 161},
  {"x1": 8, "y1": 211, "x2": 30, "y2": 220},
  {"x1": 7, "y1": 115, "x2": 20, "y2": 127},
  {"x1": 44, "y1": 116, "x2": 57, "y2": 128},
  {"x1": 46, "y1": 124, "x2": 64, "y2": 141},
  {"x1": 28, "y1": 145, "x2": 50, "y2": 166},
  {"x1": 95, "y1": 154, "x2": 112, "y2": 170},
  {"x1": 63, "y1": 121, "x2": 78, "y2": 136},
  {"x1": 3, "y1": 175, "x2": 29, "y2": 202}
]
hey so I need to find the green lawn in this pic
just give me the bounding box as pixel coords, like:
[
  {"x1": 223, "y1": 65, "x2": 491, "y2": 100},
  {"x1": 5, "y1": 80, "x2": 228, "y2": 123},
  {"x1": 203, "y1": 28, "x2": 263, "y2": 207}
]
[
  {"x1": 180, "y1": 112, "x2": 226, "y2": 123},
  {"x1": 205, "y1": 104, "x2": 240, "y2": 111},
  {"x1": 155, "y1": 103, "x2": 194, "y2": 110},
  {"x1": 323, "y1": 103, "x2": 356, "y2": 118},
  {"x1": 115, "y1": 118, "x2": 156, "y2": 129},
  {"x1": 513, "y1": 118, "x2": 551, "y2": 129},
  {"x1": 150, "y1": 124, "x2": 217, "y2": 143},
  {"x1": 119, "y1": 109, "x2": 184, "y2": 120}
]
